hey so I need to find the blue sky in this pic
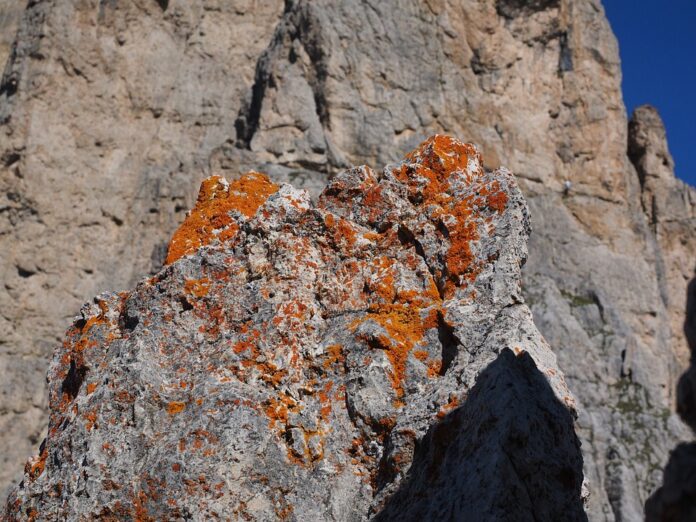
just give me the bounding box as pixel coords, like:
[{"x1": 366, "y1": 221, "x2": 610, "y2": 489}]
[{"x1": 603, "y1": 0, "x2": 696, "y2": 186}]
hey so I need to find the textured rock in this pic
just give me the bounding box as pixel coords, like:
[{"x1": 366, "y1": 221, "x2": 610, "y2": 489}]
[
  {"x1": 0, "y1": 0, "x2": 21, "y2": 68},
  {"x1": 3, "y1": 136, "x2": 586, "y2": 520},
  {"x1": 644, "y1": 273, "x2": 696, "y2": 521},
  {"x1": 1, "y1": 0, "x2": 695, "y2": 519},
  {"x1": 628, "y1": 105, "x2": 696, "y2": 370}
]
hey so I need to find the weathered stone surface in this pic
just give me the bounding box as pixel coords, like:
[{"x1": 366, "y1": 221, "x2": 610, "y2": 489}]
[
  {"x1": 629, "y1": 105, "x2": 696, "y2": 371},
  {"x1": 0, "y1": 0, "x2": 21, "y2": 68},
  {"x1": 3, "y1": 136, "x2": 586, "y2": 520},
  {"x1": 0, "y1": 0, "x2": 286, "y2": 495},
  {"x1": 1, "y1": 0, "x2": 694, "y2": 519},
  {"x1": 645, "y1": 273, "x2": 696, "y2": 521}
]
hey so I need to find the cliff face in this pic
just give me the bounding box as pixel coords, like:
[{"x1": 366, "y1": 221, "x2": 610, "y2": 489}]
[
  {"x1": 0, "y1": 0, "x2": 694, "y2": 520},
  {"x1": 4, "y1": 137, "x2": 587, "y2": 520}
]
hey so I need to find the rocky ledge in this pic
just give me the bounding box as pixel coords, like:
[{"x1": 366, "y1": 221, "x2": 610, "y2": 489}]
[{"x1": 4, "y1": 136, "x2": 587, "y2": 521}]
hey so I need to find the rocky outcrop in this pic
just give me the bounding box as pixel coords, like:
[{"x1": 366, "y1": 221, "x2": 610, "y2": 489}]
[
  {"x1": 1, "y1": 0, "x2": 694, "y2": 519},
  {"x1": 0, "y1": 0, "x2": 287, "y2": 495},
  {"x1": 0, "y1": 0, "x2": 21, "y2": 68},
  {"x1": 3, "y1": 136, "x2": 587, "y2": 520}
]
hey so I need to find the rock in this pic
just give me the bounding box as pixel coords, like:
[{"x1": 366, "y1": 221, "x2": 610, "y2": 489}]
[
  {"x1": 0, "y1": 0, "x2": 21, "y2": 69},
  {"x1": 645, "y1": 272, "x2": 696, "y2": 521},
  {"x1": 645, "y1": 442, "x2": 696, "y2": 522},
  {"x1": 3, "y1": 136, "x2": 586, "y2": 520},
  {"x1": 0, "y1": 0, "x2": 287, "y2": 495},
  {"x1": 628, "y1": 105, "x2": 696, "y2": 371},
  {"x1": 0, "y1": 1, "x2": 694, "y2": 518},
  {"x1": 629, "y1": 105, "x2": 696, "y2": 519}
]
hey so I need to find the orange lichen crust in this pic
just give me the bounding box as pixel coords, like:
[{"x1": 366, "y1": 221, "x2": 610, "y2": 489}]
[
  {"x1": 339, "y1": 135, "x2": 510, "y2": 398},
  {"x1": 165, "y1": 173, "x2": 279, "y2": 265},
  {"x1": 392, "y1": 135, "x2": 508, "y2": 295},
  {"x1": 355, "y1": 258, "x2": 443, "y2": 398},
  {"x1": 167, "y1": 401, "x2": 186, "y2": 415}
]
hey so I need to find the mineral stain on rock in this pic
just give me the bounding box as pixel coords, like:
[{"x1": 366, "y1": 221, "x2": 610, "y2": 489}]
[{"x1": 3, "y1": 136, "x2": 585, "y2": 520}]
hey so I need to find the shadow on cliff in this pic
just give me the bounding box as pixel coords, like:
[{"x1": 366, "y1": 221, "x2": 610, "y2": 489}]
[
  {"x1": 373, "y1": 348, "x2": 588, "y2": 522},
  {"x1": 645, "y1": 269, "x2": 696, "y2": 521}
]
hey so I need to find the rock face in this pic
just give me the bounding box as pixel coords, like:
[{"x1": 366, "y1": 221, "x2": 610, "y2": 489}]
[
  {"x1": 645, "y1": 272, "x2": 696, "y2": 521},
  {"x1": 3, "y1": 136, "x2": 587, "y2": 520},
  {"x1": 629, "y1": 105, "x2": 696, "y2": 520},
  {"x1": 1, "y1": 0, "x2": 694, "y2": 519}
]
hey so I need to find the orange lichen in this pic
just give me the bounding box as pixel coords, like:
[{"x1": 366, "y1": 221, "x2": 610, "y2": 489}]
[
  {"x1": 413, "y1": 350, "x2": 429, "y2": 362},
  {"x1": 166, "y1": 401, "x2": 186, "y2": 415},
  {"x1": 26, "y1": 448, "x2": 48, "y2": 481},
  {"x1": 436, "y1": 395, "x2": 460, "y2": 419},
  {"x1": 184, "y1": 278, "x2": 211, "y2": 298},
  {"x1": 133, "y1": 491, "x2": 154, "y2": 522},
  {"x1": 324, "y1": 213, "x2": 358, "y2": 249},
  {"x1": 406, "y1": 134, "x2": 478, "y2": 178},
  {"x1": 391, "y1": 135, "x2": 509, "y2": 296},
  {"x1": 426, "y1": 360, "x2": 443, "y2": 378},
  {"x1": 322, "y1": 344, "x2": 345, "y2": 370},
  {"x1": 165, "y1": 173, "x2": 279, "y2": 264},
  {"x1": 318, "y1": 381, "x2": 334, "y2": 421},
  {"x1": 85, "y1": 411, "x2": 98, "y2": 431},
  {"x1": 360, "y1": 301, "x2": 441, "y2": 397},
  {"x1": 264, "y1": 394, "x2": 299, "y2": 428}
]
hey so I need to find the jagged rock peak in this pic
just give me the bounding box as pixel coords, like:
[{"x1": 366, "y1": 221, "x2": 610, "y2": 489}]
[{"x1": 4, "y1": 135, "x2": 586, "y2": 520}]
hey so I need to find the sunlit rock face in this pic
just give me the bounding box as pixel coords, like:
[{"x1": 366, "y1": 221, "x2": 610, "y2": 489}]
[{"x1": 3, "y1": 137, "x2": 586, "y2": 521}]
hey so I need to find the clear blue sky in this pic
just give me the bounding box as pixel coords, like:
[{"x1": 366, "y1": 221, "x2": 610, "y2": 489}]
[{"x1": 603, "y1": 0, "x2": 696, "y2": 186}]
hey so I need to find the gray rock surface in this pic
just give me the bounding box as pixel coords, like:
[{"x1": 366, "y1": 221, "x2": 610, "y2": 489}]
[
  {"x1": 644, "y1": 273, "x2": 696, "y2": 521},
  {"x1": 0, "y1": 0, "x2": 694, "y2": 519},
  {"x1": 3, "y1": 136, "x2": 587, "y2": 520}
]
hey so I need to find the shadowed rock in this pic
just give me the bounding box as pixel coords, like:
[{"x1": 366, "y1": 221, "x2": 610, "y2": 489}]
[{"x1": 375, "y1": 349, "x2": 587, "y2": 522}]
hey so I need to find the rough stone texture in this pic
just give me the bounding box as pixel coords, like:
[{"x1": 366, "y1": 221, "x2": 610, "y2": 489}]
[
  {"x1": 3, "y1": 137, "x2": 587, "y2": 520},
  {"x1": 629, "y1": 105, "x2": 696, "y2": 520},
  {"x1": 645, "y1": 273, "x2": 696, "y2": 521},
  {"x1": 1, "y1": 0, "x2": 695, "y2": 519},
  {"x1": 628, "y1": 106, "x2": 696, "y2": 370},
  {"x1": 0, "y1": 0, "x2": 21, "y2": 69}
]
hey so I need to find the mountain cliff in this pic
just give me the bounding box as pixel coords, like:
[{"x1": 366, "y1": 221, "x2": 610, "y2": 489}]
[{"x1": 0, "y1": 0, "x2": 694, "y2": 520}]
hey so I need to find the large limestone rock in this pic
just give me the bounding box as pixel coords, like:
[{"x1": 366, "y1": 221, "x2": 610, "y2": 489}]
[
  {"x1": 0, "y1": 0, "x2": 694, "y2": 519},
  {"x1": 3, "y1": 137, "x2": 587, "y2": 520}
]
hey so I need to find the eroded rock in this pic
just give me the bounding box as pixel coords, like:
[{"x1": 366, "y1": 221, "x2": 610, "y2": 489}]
[{"x1": 3, "y1": 136, "x2": 586, "y2": 520}]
